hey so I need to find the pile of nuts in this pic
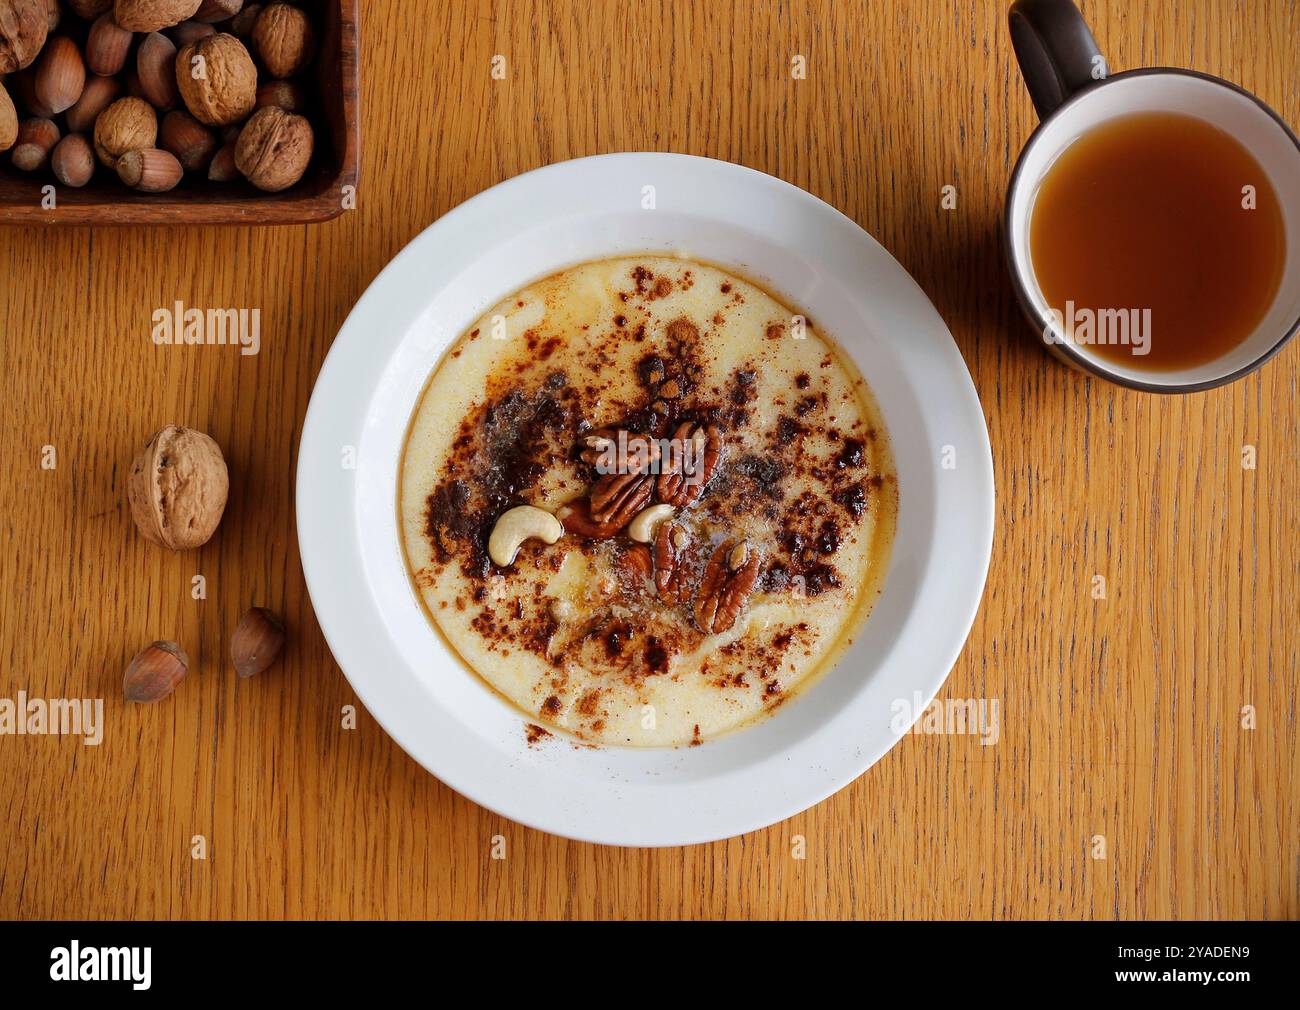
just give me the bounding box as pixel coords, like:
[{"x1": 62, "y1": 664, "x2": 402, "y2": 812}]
[
  {"x1": 0, "y1": 0, "x2": 319, "y2": 194},
  {"x1": 123, "y1": 423, "x2": 286, "y2": 701}
]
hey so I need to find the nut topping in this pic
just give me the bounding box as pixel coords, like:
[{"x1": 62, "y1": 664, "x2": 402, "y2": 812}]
[
  {"x1": 652, "y1": 520, "x2": 692, "y2": 603},
  {"x1": 586, "y1": 429, "x2": 661, "y2": 527},
  {"x1": 657, "y1": 421, "x2": 724, "y2": 508},
  {"x1": 557, "y1": 498, "x2": 626, "y2": 539},
  {"x1": 627, "y1": 502, "x2": 674, "y2": 543},
  {"x1": 693, "y1": 538, "x2": 761, "y2": 635},
  {"x1": 487, "y1": 505, "x2": 563, "y2": 567}
]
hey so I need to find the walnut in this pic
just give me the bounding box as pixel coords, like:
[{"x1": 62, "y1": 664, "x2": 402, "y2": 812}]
[
  {"x1": 126, "y1": 425, "x2": 230, "y2": 551},
  {"x1": 175, "y1": 31, "x2": 257, "y2": 126},
  {"x1": 251, "y1": 2, "x2": 313, "y2": 78},
  {"x1": 0, "y1": 0, "x2": 49, "y2": 74},
  {"x1": 693, "y1": 539, "x2": 761, "y2": 635},
  {"x1": 0, "y1": 81, "x2": 17, "y2": 151},
  {"x1": 657, "y1": 421, "x2": 724, "y2": 507},
  {"x1": 233, "y1": 103, "x2": 312, "y2": 191},
  {"x1": 113, "y1": 0, "x2": 202, "y2": 33},
  {"x1": 92, "y1": 96, "x2": 157, "y2": 167}
]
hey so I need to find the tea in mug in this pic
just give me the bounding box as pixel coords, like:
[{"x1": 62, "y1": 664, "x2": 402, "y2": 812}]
[{"x1": 1029, "y1": 111, "x2": 1286, "y2": 371}]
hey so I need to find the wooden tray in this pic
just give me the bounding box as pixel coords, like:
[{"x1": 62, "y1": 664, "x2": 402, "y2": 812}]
[{"x1": 0, "y1": 1, "x2": 359, "y2": 226}]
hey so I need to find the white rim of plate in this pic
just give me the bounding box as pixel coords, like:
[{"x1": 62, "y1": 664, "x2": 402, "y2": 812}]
[{"x1": 296, "y1": 153, "x2": 995, "y2": 846}]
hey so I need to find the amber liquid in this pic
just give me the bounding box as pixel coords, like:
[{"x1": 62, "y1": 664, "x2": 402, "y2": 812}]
[{"x1": 1030, "y1": 112, "x2": 1287, "y2": 371}]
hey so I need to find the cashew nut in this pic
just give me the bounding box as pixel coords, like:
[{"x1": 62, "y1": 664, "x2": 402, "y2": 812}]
[
  {"x1": 488, "y1": 505, "x2": 564, "y2": 567},
  {"x1": 627, "y1": 503, "x2": 675, "y2": 543}
]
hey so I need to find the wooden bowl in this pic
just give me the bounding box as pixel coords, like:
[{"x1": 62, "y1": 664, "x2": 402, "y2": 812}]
[{"x1": 0, "y1": 1, "x2": 359, "y2": 226}]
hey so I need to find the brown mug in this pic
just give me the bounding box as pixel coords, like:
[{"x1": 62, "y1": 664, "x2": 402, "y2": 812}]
[{"x1": 1005, "y1": 0, "x2": 1300, "y2": 392}]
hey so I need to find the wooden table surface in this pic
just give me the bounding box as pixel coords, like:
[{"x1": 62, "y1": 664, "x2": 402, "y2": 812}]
[{"x1": 1, "y1": 0, "x2": 1296, "y2": 921}]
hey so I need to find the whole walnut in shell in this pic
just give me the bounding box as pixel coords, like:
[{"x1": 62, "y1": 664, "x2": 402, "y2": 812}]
[
  {"x1": 0, "y1": 81, "x2": 17, "y2": 151},
  {"x1": 127, "y1": 425, "x2": 229, "y2": 551},
  {"x1": 0, "y1": 0, "x2": 49, "y2": 74},
  {"x1": 93, "y1": 96, "x2": 157, "y2": 167},
  {"x1": 176, "y1": 31, "x2": 257, "y2": 126},
  {"x1": 114, "y1": 0, "x2": 202, "y2": 33},
  {"x1": 234, "y1": 104, "x2": 312, "y2": 192},
  {"x1": 252, "y1": 3, "x2": 313, "y2": 79}
]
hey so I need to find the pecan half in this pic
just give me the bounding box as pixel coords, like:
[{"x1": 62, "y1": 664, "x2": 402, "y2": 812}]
[
  {"x1": 558, "y1": 498, "x2": 625, "y2": 539},
  {"x1": 657, "y1": 422, "x2": 724, "y2": 508},
  {"x1": 583, "y1": 429, "x2": 661, "y2": 527},
  {"x1": 619, "y1": 543, "x2": 653, "y2": 582},
  {"x1": 589, "y1": 470, "x2": 655, "y2": 526},
  {"x1": 653, "y1": 520, "x2": 692, "y2": 603},
  {"x1": 580, "y1": 429, "x2": 660, "y2": 473},
  {"x1": 694, "y1": 539, "x2": 761, "y2": 635}
]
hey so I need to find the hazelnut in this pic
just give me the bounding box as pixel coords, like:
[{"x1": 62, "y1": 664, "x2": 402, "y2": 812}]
[
  {"x1": 86, "y1": 14, "x2": 134, "y2": 77},
  {"x1": 33, "y1": 35, "x2": 84, "y2": 114},
  {"x1": 233, "y1": 104, "x2": 311, "y2": 192},
  {"x1": 255, "y1": 78, "x2": 303, "y2": 113},
  {"x1": 0, "y1": 82, "x2": 16, "y2": 151},
  {"x1": 124, "y1": 641, "x2": 189, "y2": 703},
  {"x1": 65, "y1": 73, "x2": 121, "y2": 133},
  {"x1": 93, "y1": 95, "x2": 156, "y2": 167},
  {"x1": 67, "y1": 0, "x2": 113, "y2": 16},
  {"x1": 116, "y1": 147, "x2": 183, "y2": 191},
  {"x1": 136, "y1": 30, "x2": 179, "y2": 108},
  {"x1": 51, "y1": 132, "x2": 95, "y2": 186},
  {"x1": 230, "y1": 607, "x2": 285, "y2": 678},
  {"x1": 175, "y1": 31, "x2": 255, "y2": 126},
  {"x1": 43, "y1": 0, "x2": 58, "y2": 30},
  {"x1": 170, "y1": 18, "x2": 214, "y2": 45},
  {"x1": 113, "y1": 0, "x2": 202, "y2": 33},
  {"x1": 206, "y1": 138, "x2": 236, "y2": 180},
  {"x1": 159, "y1": 108, "x2": 214, "y2": 170},
  {"x1": 0, "y1": 0, "x2": 47, "y2": 74},
  {"x1": 226, "y1": 1, "x2": 259, "y2": 37},
  {"x1": 10, "y1": 116, "x2": 58, "y2": 170},
  {"x1": 251, "y1": 3, "x2": 312, "y2": 78},
  {"x1": 126, "y1": 424, "x2": 229, "y2": 550}
]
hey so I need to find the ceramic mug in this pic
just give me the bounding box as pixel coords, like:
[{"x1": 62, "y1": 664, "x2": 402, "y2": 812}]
[{"x1": 1004, "y1": 0, "x2": 1300, "y2": 392}]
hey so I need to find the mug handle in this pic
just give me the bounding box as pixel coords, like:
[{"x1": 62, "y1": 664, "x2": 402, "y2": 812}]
[{"x1": 1009, "y1": 0, "x2": 1107, "y2": 120}]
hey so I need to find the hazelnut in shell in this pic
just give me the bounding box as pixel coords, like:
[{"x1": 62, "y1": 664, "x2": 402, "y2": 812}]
[
  {"x1": 65, "y1": 73, "x2": 121, "y2": 133},
  {"x1": 233, "y1": 104, "x2": 311, "y2": 192},
  {"x1": 116, "y1": 147, "x2": 183, "y2": 191},
  {"x1": 85, "y1": 13, "x2": 134, "y2": 77},
  {"x1": 127, "y1": 424, "x2": 229, "y2": 550},
  {"x1": 230, "y1": 607, "x2": 285, "y2": 678},
  {"x1": 51, "y1": 132, "x2": 95, "y2": 186},
  {"x1": 124, "y1": 640, "x2": 189, "y2": 702},
  {"x1": 33, "y1": 35, "x2": 85, "y2": 114},
  {"x1": 160, "y1": 108, "x2": 214, "y2": 171},
  {"x1": 10, "y1": 116, "x2": 58, "y2": 170}
]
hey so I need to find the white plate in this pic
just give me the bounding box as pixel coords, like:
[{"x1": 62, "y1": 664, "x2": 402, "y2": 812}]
[{"x1": 296, "y1": 153, "x2": 994, "y2": 846}]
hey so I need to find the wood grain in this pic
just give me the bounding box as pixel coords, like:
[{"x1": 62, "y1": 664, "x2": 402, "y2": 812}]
[{"x1": 0, "y1": 0, "x2": 1296, "y2": 920}]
